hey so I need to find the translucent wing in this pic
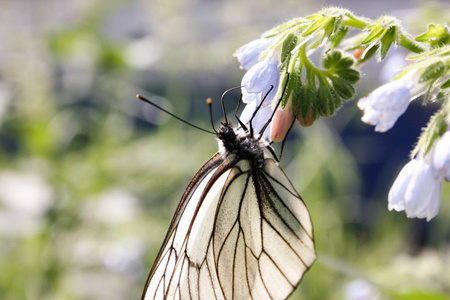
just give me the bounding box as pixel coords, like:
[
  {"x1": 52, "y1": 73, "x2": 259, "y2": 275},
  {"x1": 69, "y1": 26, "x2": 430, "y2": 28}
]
[
  {"x1": 142, "y1": 153, "x2": 227, "y2": 299},
  {"x1": 213, "y1": 158, "x2": 315, "y2": 300},
  {"x1": 142, "y1": 152, "x2": 316, "y2": 300}
]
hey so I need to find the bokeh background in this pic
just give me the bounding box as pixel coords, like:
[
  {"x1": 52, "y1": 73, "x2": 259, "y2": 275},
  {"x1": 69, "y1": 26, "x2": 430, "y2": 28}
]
[{"x1": 0, "y1": 0, "x2": 449, "y2": 299}]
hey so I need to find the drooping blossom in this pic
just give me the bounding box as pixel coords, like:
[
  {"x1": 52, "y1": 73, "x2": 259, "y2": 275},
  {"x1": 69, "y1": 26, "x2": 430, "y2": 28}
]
[
  {"x1": 357, "y1": 71, "x2": 422, "y2": 132},
  {"x1": 234, "y1": 37, "x2": 274, "y2": 71},
  {"x1": 234, "y1": 37, "x2": 281, "y2": 140},
  {"x1": 388, "y1": 158, "x2": 442, "y2": 221}
]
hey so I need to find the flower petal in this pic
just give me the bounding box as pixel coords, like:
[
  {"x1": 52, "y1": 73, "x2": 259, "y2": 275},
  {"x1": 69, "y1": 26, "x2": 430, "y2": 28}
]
[
  {"x1": 388, "y1": 159, "x2": 442, "y2": 221},
  {"x1": 234, "y1": 38, "x2": 274, "y2": 71},
  {"x1": 242, "y1": 57, "x2": 280, "y2": 94},
  {"x1": 357, "y1": 71, "x2": 423, "y2": 132},
  {"x1": 432, "y1": 130, "x2": 450, "y2": 181},
  {"x1": 240, "y1": 101, "x2": 272, "y2": 140}
]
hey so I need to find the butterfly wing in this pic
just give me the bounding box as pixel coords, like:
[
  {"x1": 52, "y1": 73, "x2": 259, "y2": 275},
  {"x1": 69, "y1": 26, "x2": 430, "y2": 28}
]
[
  {"x1": 213, "y1": 157, "x2": 316, "y2": 300},
  {"x1": 142, "y1": 153, "x2": 234, "y2": 299},
  {"x1": 143, "y1": 153, "x2": 315, "y2": 300}
]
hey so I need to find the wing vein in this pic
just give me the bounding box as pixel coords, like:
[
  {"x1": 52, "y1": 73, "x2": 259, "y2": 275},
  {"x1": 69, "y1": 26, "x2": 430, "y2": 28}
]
[{"x1": 259, "y1": 172, "x2": 312, "y2": 244}]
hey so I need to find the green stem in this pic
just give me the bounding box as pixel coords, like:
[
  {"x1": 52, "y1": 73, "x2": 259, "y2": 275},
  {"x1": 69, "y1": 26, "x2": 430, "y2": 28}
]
[
  {"x1": 299, "y1": 44, "x2": 327, "y2": 76},
  {"x1": 399, "y1": 34, "x2": 426, "y2": 53},
  {"x1": 299, "y1": 44, "x2": 316, "y2": 71}
]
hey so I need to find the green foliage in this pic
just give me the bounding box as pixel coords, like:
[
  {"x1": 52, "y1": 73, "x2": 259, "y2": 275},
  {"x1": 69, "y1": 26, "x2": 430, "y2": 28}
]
[
  {"x1": 360, "y1": 17, "x2": 405, "y2": 60},
  {"x1": 420, "y1": 60, "x2": 448, "y2": 83},
  {"x1": 416, "y1": 24, "x2": 450, "y2": 48},
  {"x1": 280, "y1": 33, "x2": 298, "y2": 63},
  {"x1": 412, "y1": 109, "x2": 448, "y2": 157},
  {"x1": 284, "y1": 49, "x2": 359, "y2": 120}
]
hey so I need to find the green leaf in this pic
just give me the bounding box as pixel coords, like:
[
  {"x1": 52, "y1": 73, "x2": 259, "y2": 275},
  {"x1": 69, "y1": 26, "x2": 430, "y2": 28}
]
[
  {"x1": 303, "y1": 17, "x2": 332, "y2": 37},
  {"x1": 300, "y1": 70, "x2": 317, "y2": 120},
  {"x1": 322, "y1": 51, "x2": 342, "y2": 69},
  {"x1": 288, "y1": 71, "x2": 303, "y2": 113},
  {"x1": 361, "y1": 24, "x2": 386, "y2": 44},
  {"x1": 329, "y1": 75, "x2": 355, "y2": 99},
  {"x1": 276, "y1": 67, "x2": 290, "y2": 107},
  {"x1": 335, "y1": 69, "x2": 360, "y2": 83},
  {"x1": 441, "y1": 79, "x2": 450, "y2": 89},
  {"x1": 360, "y1": 44, "x2": 379, "y2": 62},
  {"x1": 322, "y1": 50, "x2": 356, "y2": 70},
  {"x1": 329, "y1": 26, "x2": 348, "y2": 48},
  {"x1": 320, "y1": 50, "x2": 359, "y2": 103},
  {"x1": 379, "y1": 26, "x2": 397, "y2": 59},
  {"x1": 436, "y1": 90, "x2": 447, "y2": 100},
  {"x1": 420, "y1": 60, "x2": 447, "y2": 83},
  {"x1": 323, "y1": 18, "x2": 336, "y2": 39},
  {"x1": 335, "y1": 56, "x2": 354, "y2": 69},
  {"x1": 281, "y1": 33, "x2": 298, "y2": 63},
  {"x1": 412, "y1": 109, "x2": 448, "y2": 157},
  {"x1": 317, "y1": 80, "x2": 340, "y2": 117},
  {"x1": 415, "y1": 24, "x2": 450, "y2": 48}
]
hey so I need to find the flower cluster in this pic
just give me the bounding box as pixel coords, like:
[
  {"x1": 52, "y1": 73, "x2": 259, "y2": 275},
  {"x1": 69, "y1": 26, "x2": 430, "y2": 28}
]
[
  {"x1": 233, "y1": 8, "x2": 450, "y2": 222},
  {"x1": 388, "y1": 131, "x2": 450, "y2": 221},
  {"x1": 234, "y1": 37, "x2": 281, "y2": 140},
  {"x1": 356, "y1": 64, "x2": 449, "y2": 221}
]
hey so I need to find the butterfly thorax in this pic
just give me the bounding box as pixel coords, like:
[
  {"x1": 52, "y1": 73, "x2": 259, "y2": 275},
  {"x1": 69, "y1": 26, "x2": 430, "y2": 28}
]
[{"x1": 217, "y1": 122, "x2": 268, "y2": 166}]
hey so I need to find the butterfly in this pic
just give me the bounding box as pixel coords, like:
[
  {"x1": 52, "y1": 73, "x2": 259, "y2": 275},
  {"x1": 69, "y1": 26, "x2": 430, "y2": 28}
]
[{"x1": 138, "y1": 86, "x2": 316, "y2": 300}]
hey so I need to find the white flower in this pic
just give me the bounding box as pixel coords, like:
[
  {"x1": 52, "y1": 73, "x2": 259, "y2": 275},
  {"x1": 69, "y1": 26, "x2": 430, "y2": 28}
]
[
  {"x1": 388, "y1": 158, "x2": 442, "y2": 221},
  {"x1": 432, "y1": 130, "x2": 450, "y2": 181},
  {"x1": 234, "y1": 37, "x2": 275, "y2": 71},
  {"x1": 240, "y1": 100, "x2": 272, "y2": 140},
  {"x1": 357, "y1": 71, "x2": 421, "y2": 132},
  {"x1": 235, "y1": 37, "x2": 281, "y2": 140},
  {"x1": 241, "y1": 55, "x2": 280, "y2": 106}
]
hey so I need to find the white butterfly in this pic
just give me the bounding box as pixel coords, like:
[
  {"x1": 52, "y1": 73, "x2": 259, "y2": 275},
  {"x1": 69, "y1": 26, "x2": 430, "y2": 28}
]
[{"x1": 139, "y1": 91, "x2": 316, "y2": 300}]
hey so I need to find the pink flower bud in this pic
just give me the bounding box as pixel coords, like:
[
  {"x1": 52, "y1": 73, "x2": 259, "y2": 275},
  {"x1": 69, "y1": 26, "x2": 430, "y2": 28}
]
[{"x1": 270, "y1": 107, "x2": 295, "y2": 142}]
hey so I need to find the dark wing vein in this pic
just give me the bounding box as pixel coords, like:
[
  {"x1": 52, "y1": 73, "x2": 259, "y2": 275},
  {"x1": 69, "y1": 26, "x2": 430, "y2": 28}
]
[
  {"x1": 142, "y1": 153, "x2": 235, "y2": 300},
  {"x1": 144, "y1": 154, "x2": 315, "y2": 300},
  {"x1": 210, "y1": 158, "x2": 315, "y2": 300}
]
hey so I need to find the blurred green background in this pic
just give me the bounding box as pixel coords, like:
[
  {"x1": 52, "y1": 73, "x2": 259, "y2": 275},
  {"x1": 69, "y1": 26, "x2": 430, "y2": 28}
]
[{"x1": 0, "y1": 0, "x2": 449, "y2": 299}]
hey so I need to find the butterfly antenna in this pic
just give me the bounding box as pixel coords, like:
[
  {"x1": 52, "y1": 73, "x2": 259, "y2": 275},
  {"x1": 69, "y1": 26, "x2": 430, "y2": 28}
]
[
  {"x1": 206, "y1": 98, "x2": 218, "y2": 133},
  {"x1": 249, "y1": 85, "x2": 274, "y2": 136},
  {"x1": 258, "y1": 72, "x2": 290, "y2": 139},
  {"x1": 234, "y1": 93, "x2": 247, "y2": 130},
  {"x1": 221, "y1": 86, "x2": 242, "y2": 124},
  {"x1": 136, "y1": 94, "x2": 216, "y2": 135}
]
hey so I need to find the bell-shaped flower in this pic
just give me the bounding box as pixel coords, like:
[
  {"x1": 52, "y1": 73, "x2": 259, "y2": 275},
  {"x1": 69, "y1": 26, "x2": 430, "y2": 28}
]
[
  {"x1": 388, "y1": 158, "x2": 442, "y2": 221},
  {"x1": 432, "y1": 130, "x2": 450, "y2": 181},
  {"x1": 357, "y1": 71, "x2": 422, "y2": 132},
  {"x1": 240, "y1": 100, "x2": 272, "y2": 140},
  {"x1": 241, "y1": 55, "x2": 280, "y2": 107},
  {"x1": 235, "y1": 37, "x2": 281, "y2": 141},
  {"x1": 234, "y1": 37, "x2": 275, "y2": 71}
]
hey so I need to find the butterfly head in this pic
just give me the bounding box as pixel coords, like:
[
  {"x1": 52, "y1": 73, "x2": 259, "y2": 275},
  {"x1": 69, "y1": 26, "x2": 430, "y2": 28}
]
[{"x1": 216, "y1": 122, "x2": 269, "y2": 165}]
